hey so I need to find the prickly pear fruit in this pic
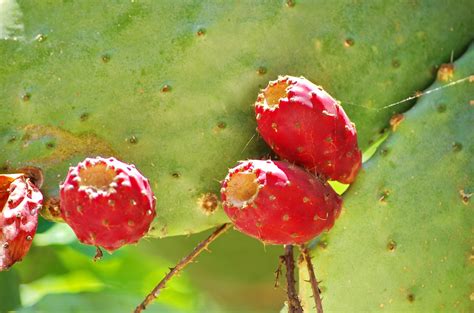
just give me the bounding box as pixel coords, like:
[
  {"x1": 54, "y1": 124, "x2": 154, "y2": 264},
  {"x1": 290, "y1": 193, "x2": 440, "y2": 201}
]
[
  {"x1": 0, "y1": 174, "x2": 42, "y2": 271},
  {"x1": 60, "y1": 157, "x2": 156, "y2": 251},
  {"x1": 221, "y1": 160, "x2": 342, "y2": 245},
  {"x1": 255, "y1": 76, "x2": 362, "y2": 184}
]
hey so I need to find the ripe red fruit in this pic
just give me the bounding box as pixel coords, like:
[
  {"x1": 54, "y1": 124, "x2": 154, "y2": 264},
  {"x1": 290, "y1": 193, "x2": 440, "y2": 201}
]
[
  {"x1": 255, "y1": 76, "x2": 362, "y2": 184},
  {"x1": 221, "y1": 160, "x2": 342, "y2": 245},
  {"x1": 60, "y1": 157, "x2": 156, "y2": 251},
  {"x1": 1, "y1": 174, "x2": 42, "y2": 271}
]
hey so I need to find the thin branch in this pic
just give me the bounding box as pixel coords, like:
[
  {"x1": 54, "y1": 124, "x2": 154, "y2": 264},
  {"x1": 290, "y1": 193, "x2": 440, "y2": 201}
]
[
  {"x1": 274, "y1": 255, "x2": 284, "y2": 288},
  {"x1": 298, "y1": 244, "x2": 323, "y2": 313},
  {"x1": 282, "y1": 245, "x2": 303, "y2": 313},
  {"x1": 134, "y1": 223, "x2": 232, "y2": 313}
]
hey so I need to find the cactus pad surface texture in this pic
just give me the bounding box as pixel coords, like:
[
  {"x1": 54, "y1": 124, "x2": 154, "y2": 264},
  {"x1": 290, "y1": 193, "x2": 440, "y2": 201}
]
[
  {"x1": 300, "y1": 44, "x2": 473, "y2": 312},
  {"x1": 1, "y1": 1, "x2": 473, "y2": 236}
]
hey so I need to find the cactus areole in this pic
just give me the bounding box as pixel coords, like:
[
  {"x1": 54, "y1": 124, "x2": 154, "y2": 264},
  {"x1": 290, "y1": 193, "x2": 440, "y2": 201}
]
[
  {"x1": 221, "y1": 160, "x2": 342, "y2": 245},
  {"x1": 0, "y1": 174, "x2": 42, "y2": 271},
  {"x1": 255, "y1": 76, "x2": 362, "y2": 184},
  {"x1": 60, "y1": 157, "x2": 156, "y2": 251}
]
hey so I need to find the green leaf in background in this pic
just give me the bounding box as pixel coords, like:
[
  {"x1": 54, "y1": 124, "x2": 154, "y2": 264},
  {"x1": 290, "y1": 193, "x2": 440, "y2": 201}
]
[
  {"x1": 17, "y1": 292, "x2": 191, "y2": 313},
  {"x1": 0, "y1": 269, "x2": 21, "y2": 313},
  {"x1": 5, "y1": 224, "x2": 222, "y2": 312},
  {"x1": 20, "y1": 271, "x2": 103, "y2": 307}
]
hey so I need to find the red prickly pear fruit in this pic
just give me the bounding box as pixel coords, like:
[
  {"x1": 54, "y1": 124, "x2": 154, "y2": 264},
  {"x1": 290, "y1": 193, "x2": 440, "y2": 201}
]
[
  {"x1": 60, "y1": 157, "x2": 156, "y2": 251},
  {"x1": 221, "y1": 160, "x2": 342, "y2": 245},
  {"x1": 255, "y1": 76, "x2": 362, "y2": 184},
  {"x1": 0, "y1": 174, "x2": 42, "y2": 271}
]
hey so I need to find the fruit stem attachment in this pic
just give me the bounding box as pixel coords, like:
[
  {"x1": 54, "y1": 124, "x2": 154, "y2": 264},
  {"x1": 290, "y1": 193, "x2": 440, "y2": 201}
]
[
  {"x1": 298, "y1": 244, "x2": 323, "y2": 313},
  {"x1": 282, "y1": 245, "x2": 303, "y2": 313},
  {"x1": 134, "y1": 223, "x2": 232, "y2": 313},
  {"x1": 93, "y1": 246, "x2": 103, "y2": 262},
  {"x1": 17, "y1": 166, "x2": 44, "y2": 189}
]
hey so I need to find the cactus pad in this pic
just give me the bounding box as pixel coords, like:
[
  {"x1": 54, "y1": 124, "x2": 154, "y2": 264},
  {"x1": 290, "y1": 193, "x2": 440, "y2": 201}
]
[
  {"x1": 1, "y1": 1, "x2": 472, "y2": 236},
  {"x1": 300, "y1": 44, "x2": 473, "y2": 312}
]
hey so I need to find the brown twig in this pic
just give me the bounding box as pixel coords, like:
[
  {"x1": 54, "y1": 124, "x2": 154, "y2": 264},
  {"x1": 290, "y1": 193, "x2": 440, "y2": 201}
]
[
  {"x1": 274, "y1": 254, "x2": 284, "y2": 288},
  {"x1": 134, "y1": 223, "x2": 232, "y2": 313},
  {"x1": 298, "y1": 244, "x2": 323, "y2": 313},
  {"x1": 282, "y1": 245, "x2": 303, "y2": 313}
]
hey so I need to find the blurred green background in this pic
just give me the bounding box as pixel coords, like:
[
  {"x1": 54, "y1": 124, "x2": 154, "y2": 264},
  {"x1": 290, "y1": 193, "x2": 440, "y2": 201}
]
[{"x1": 1, "y1": 222, "x2": 288, "y2": 312}]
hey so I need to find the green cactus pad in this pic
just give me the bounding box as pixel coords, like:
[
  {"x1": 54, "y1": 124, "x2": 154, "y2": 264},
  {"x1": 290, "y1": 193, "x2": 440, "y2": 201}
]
[
  {"x1": 1, "y1": 1, "x2": 472, "y2": 236},
  {"x1": 300, "y1": 44, "x2": 473, "y2": 312}
]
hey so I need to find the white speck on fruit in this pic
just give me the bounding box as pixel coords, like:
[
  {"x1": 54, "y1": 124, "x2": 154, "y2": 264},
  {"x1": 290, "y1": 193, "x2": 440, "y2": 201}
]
[
  {"x1": 322, "y1": 110, "x2": 336, "y2": 117},
  {"x1": 89, "y1": 232, "x2": 96, "y2": 243}
]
